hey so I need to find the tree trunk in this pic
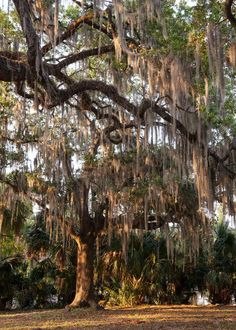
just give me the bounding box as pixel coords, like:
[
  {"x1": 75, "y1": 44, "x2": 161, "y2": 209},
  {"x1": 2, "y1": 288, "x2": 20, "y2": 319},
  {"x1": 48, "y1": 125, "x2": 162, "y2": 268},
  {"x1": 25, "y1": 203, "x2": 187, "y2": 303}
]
[
  {"x1": 66, "y1": 177, "x2": 105, "y2": 309},
  {"x1": 69, "y1": 233, "x2": 97, "y2": 308}
]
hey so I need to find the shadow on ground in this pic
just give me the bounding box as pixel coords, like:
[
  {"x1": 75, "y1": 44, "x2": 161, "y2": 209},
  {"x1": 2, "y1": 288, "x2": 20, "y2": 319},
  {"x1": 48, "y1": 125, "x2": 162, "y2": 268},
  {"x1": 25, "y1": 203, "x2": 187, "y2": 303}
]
[{"x1": 0, "y1": 305, "x2": 235, "y2": 330}]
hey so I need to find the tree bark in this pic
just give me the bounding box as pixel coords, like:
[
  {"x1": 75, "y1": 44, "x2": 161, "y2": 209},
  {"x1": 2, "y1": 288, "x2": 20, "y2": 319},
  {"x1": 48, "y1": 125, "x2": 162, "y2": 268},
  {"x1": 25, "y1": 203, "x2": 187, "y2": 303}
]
[{"x1": 69, "y1": 232, "x2": 97, "y2": 308}]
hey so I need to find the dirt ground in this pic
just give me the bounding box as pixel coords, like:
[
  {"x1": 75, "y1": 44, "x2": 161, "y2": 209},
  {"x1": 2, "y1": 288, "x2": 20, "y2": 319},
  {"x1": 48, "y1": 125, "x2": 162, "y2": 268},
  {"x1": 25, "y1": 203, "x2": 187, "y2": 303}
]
[{"x1": 0, "y1": 305, "x2": 235, "y2": 330}]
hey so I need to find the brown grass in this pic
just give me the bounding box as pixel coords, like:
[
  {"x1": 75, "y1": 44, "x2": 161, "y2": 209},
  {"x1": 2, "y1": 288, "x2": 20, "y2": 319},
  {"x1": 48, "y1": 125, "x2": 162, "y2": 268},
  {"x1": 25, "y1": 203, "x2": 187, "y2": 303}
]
[{"x1": 0, "y1": 305, "x2": 235, "y2": 330}]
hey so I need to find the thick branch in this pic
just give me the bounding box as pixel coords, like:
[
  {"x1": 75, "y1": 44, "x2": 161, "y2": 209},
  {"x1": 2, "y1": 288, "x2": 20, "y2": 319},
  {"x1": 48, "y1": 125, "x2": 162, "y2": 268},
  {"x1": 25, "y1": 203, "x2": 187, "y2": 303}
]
[
  {"x1": 15, "y1": 81, "x2": 35, "y2": 100},
  {"x1": 0, "y1": 55, "x2": 29, "y2": 81},
  {"x1": 41, "y1": 12, "x2": 94, "y2": 55},
  {"x1": 84, "y1": 20, "x2": 113, "y2": 40},
  {"x1": 41, "y1": 8, "x2": 137, "y2": 56},
  {"x1": 208, "y1": 149, "x2": 236, "y2": 179},
  {"x1": 0, "y1": 173, "x2": 45, "y2": 208},
  {"x1": 0, "y1": 51, "x2": 26, "y2": 61},
  {"x1": 13, "y1": 0, "x2": 40, "y2": 71},
  {"x1": 13, "y1": 0, "x2": 60, "y2": 104},
  {"x1": 56, "y1": 80, "x2": 137, "y2": 113},
  {"x1": 53, "y1": 45, "x2": 114, "y2": 70},
  {"x1": 152, "y1": 103, "x2": 197, "y2": 143},
  {"x1": 59, "y1": 82, "x2": 197, "y2": 143},
  {"x1": 1, "y1": 134, "x2": 39, "y2": 145}
]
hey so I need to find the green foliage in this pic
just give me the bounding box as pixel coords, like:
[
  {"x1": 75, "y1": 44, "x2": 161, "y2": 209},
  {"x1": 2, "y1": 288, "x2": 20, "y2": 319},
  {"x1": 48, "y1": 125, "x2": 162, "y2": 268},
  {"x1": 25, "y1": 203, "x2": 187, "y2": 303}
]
[
  {"x1": 1, "y1": 199, "x2": 32, "y2": 236},
  {"x1": 25, "y1": 213, "x2": 50, "y2": 257},
  {"x1": 0, "y1": 218, "x2": 235, "y2": 310},
  {"x1": 96, "y1": 225, "x2": 236, "y2": 307},
  {"x1": 23, "y1": 213, "x2": 76, "y2": 307},
  {"x1": 0, "y1": 255, "x2": 24, "y2": 310},
  {"x1": 0, "y1": 235, "x2": 25, "y2": 258},
  {"x1": 22, "y1": 259, "x2": 57, "y2": 308},
  {"x1": 0, "y1": 210, "x2": 77, "y2": 310},
  {"x1": 206, "y1": 223, "x2": 236, "y2": 304},
  {"x1": 96, "y1": 233, "x2": 198, "y2": 306}
]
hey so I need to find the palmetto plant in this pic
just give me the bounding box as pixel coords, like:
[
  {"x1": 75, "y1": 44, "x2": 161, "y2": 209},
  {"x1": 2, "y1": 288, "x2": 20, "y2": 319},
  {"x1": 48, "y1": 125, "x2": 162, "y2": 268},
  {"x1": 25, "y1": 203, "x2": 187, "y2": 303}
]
[
  {"x1": 96, "y1": 226, "x2": 235, "y2": 306},
  {"x1": 96, "y1": 233, "x2": 194, "y2": 306},
  {"x1": 0, "y1": 198, "x2": 32, "y2": 310},
  {"x1": 206, "y1": 222, "x2": 236, "y2": 304},
  {"x1": 0, "y1": 255, "x2": 23, "y2": 310}
]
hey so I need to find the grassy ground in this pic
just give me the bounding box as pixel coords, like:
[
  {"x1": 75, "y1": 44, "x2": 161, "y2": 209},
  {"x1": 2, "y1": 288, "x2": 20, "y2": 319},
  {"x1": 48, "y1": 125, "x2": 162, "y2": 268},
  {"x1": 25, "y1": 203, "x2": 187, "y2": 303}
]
[{"x1": 0, "y1": 305, "x2": 235, "y2": 330}]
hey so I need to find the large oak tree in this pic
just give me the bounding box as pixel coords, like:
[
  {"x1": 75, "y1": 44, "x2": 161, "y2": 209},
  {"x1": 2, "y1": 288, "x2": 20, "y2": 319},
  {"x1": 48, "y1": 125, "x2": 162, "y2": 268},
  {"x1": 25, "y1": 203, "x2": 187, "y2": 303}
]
[{"x1": 0, "y1": 0, "x2": 236, "y2": 307}]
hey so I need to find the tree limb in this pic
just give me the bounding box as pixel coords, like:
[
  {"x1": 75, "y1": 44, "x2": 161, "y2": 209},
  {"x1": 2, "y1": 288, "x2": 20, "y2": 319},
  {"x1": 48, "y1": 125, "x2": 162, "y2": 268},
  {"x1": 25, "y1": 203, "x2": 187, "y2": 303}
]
[
  {"x1": 41, "y1": 12, "x2": 95, "y2": 55},
  {"x1": 12, "y1": 0, "x2": 41, "y2": 72},
  {"x1": 0, "y1": 55, "x2": 29, "y2": 81},
  {"x1": 52, "y1": 44, "x2": 114, "y2": 71}
]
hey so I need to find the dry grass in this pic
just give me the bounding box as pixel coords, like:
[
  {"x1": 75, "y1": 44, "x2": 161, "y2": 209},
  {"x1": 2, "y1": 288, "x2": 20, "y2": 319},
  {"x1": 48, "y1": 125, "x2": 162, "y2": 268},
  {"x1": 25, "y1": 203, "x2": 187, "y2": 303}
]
[{"x1": 0, "y1": 305, "x2": 235, "y2": 330}]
